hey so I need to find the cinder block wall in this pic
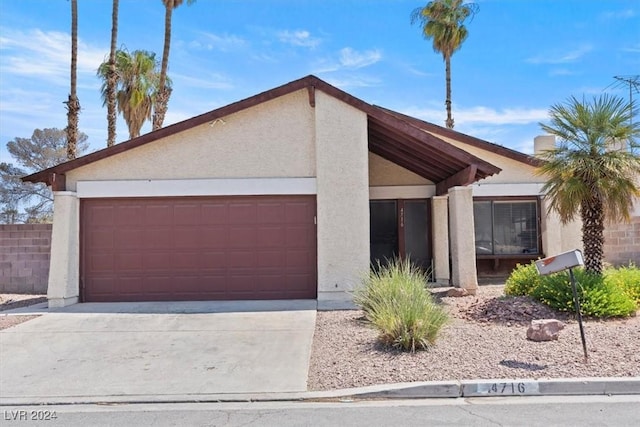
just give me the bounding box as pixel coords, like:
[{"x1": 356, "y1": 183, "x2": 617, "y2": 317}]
[
  {"x1": 0, "y1": 224, "x2": 52, "y2": 294},
  {"x1": 603, "y1": 217, "x2": 640, "y2": 267}
]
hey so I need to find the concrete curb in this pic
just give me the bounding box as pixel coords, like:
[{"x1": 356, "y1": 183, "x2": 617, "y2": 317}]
[{"x1": 1, "y1": 377, "x2": 638, "y2": 406}]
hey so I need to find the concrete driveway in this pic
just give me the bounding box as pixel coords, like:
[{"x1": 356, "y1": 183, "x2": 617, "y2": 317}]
[{"x1": 0, "y1": 301, "x2": 316, "y2": 403}]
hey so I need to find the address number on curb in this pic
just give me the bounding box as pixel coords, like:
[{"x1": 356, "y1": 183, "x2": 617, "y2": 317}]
[{"x1": 476, "y1": 381, "x2": 540, "y2": 396}]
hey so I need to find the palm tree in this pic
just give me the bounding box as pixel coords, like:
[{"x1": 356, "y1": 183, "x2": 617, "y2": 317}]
[
  {"x1": 65, "y1": 0, "x2": 80, "y2": 159},
  {"x1": 411, "y1": 0, "x2": 477, "y2": 129},
  {"x1": 98, "y1": 49, "x2": 162, "y2": 139},
  {"x1": 152, "y1": 0, "x2": 195, "y2": 131},
  {"x1": 537, "y1": 95, "x2": 640, "y2": 275},
  {"x1": 106, "y1": 0, "x2": 119, "y2": 147}
]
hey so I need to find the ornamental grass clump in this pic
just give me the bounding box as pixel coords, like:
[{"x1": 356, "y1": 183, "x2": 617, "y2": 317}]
[{"x1": 353, "y1": 259, "x2": 448, "y2": 352}]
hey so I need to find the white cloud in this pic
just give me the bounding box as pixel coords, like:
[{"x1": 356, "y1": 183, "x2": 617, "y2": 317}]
[
  {"x1": 600, "y1": 9, "x2": 636, "y2": 20},
  {"x1": 0, "y1": 28, "x2": 107, "y2": 84},
  {"x1": 312, "y1": 47, "x2": 382, "y2": 74},
  {"x1": 526, "y1": 44, "x2": 592, "y2": 64},
  {"x1": 402, "y1": 105, "x2": 549, "y2": 126},
  {"x1": 277, "y1": 30, "x2": 321, "y2": 48},
  {"x1": 324, "y1": 75, "x2": 382, "y2": 89},
  {"x1": 339, "y1": 47, "x2": 382, "y2": 68},
  {"x1": 549, "y1": 68, "x2": 575, "y2": 76},
  {"x1": 191, "y1": 32, "x2": 246, "y2": 52},
  {"x1": 172, "y1": 72, "x2": 234, "y2": 90},
  {"x1": 621, "y1": 43, "x2": 640, "y2": 53}
]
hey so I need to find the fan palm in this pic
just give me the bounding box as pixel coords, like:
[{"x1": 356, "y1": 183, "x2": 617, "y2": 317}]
[
  {"x1": 65, "y1": 0, "x2": 80, "y2": 159},
  {"x1": 153, "y1": 0, "x2": 196, "y2": 131},
  {"x1": 105, "y1": 0, "x2": 119, "y2": 147},
  {"x1": 537, "y1": 95, "x2": 640, "y2": 274},
  {"x1": 411, "y1": 0, "x2": 477, "y2": 129},
  {"x1": 98, "y1": 49, "x2": 163, "y2": 139}
]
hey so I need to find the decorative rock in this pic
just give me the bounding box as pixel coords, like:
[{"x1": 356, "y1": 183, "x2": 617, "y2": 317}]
[
  {"x1": 527, "y1": 319, "x2": 566, "y2": 342},
  {"x1": 446, "y1": 288, "x2": 469, "y2": 297}
]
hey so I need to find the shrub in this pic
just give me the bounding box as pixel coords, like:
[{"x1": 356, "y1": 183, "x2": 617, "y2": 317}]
[
  {"x1": 353, "y1": 259, "x2": 448, "y2": 352},
  {"x1": 504, "y1": 262, "x2": 541, "y2": 296},
  {"x1": 604, "y1": 264, "x2": 640, "y2": 305},
  {"x1": 529, "y1": 268, "x2": 637, "y2": 318}
]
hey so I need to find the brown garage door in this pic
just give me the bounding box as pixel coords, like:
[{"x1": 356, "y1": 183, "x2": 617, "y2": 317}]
[{"x1": 81, "y1": 196, "x2": 317, "y2": 302}]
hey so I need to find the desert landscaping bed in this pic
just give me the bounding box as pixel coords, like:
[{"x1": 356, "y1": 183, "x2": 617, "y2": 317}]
[
  {"x1": 0, "y1": 294, "x2": 45, "y2": 330},
  {"x1": 308, "y1": 285, "x2": 640, "y2": 391}
]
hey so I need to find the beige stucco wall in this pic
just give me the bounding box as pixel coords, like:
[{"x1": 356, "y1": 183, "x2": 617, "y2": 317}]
[
  {"x1": 368, "y1": 152, "x2": 432, "y2": 186},
  {"x1": 314, "y1": 91, "x2": 370, "y2": 305},
  {"x1": 428, "y1": 132, "x2": 540, "y2": 184},
  {"x1": 66, "y1": 90, "x2": 316, "y2": 190}
]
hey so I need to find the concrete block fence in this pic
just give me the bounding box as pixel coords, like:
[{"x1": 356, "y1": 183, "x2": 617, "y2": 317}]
[
  {"x1": 603, "y1": 217, "x2": 640, "y2": 267},
  {"x1": 0, "y1": 224, "x2": 52, "y2": 294}
]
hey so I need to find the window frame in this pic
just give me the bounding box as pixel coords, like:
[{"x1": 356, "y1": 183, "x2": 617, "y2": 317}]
[{"x1": 473, "y1": 196, "x2": 543, "y2": 258}]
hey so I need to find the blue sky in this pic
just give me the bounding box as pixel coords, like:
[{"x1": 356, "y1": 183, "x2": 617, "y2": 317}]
[{"x1": 1, "y1": 0, "x2": 638, "y2": 166}]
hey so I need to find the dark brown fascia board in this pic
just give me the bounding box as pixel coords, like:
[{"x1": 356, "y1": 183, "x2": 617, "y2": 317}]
[
  {"x1": 374, "y1": 106, "x2": 543, "y2": 168},
  {"x1": 23, "y1": 74, "x2": 500, "y2": 186},
  {"x1": 435, "y1": 164, "x2": 478, "y2": 196}
]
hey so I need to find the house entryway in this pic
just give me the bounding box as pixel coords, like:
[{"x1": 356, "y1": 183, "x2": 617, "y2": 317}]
[{"x1": 369, "y1": 199, "x2": 432, "y2": 273}]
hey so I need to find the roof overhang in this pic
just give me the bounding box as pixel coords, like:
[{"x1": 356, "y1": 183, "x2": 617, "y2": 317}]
[{"x1": 23, "y1": 75, "x2": 502, "y2": 194}]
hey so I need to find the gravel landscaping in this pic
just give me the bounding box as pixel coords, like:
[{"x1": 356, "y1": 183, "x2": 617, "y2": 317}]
[
  {"x1": 0, "y1": 294, "x2": 45, "y2": 330},
  {"x1": 308, "y1": 285, "x2": 640, "y2": 391}
]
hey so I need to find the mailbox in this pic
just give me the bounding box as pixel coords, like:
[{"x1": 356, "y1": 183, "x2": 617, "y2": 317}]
[{"x1": 535, "y1": 250, "x2": 584, "y2": 276}]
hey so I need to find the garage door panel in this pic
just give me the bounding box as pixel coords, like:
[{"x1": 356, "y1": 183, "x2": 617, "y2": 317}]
[
  {"x1": 201, "y1": 203, "x2": 228, "y2": 224},
  {"x1": 114, "y1": 229, "x2": 143, "y2": 249},
  {"x1": 174, "y1": 227, "x2": 202, "y2": 248},
  {"x1": 257, "y1": 203, "x2": 285, "y2": 223},
  {"x1": 82, "y1": 196, "x2": 316, "y2": 302},
  {"x1": 88, "y1": 230, "x2": 114, "y2": 249},
  {"x1": 257, "y1": 226, "x2": 285, "y2": 247},
  {"x1": 142, "y1": 228, "x2": 174, "y2": 248},
  {"x1": 174, "y1": 204, "x2": 201, "y2": 225},
  {"x1": 115, "y1": 205, "x2": 144, "y2": 225},
  {"x1": 229, "y1": 203, "x2": 257, "y2": 223},
  {"x1": 229, "y1": 228, "x2": 257, "y2": 248},
  {"x1": 116, "y1": 253, "x2": 142, "y2": 270}
]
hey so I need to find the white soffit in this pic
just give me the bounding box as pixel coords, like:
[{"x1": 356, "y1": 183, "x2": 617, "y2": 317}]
[
  {"x1": 471, "y1": 183, "x2": 545, "y2": 197},
  {"x1": 77, "y1": 178, "x2": 317, "y2": 198}
]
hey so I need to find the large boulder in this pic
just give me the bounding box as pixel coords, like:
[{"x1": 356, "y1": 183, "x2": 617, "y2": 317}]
[{"x1": 526, "y1": 319, "x2": 566, "y2": 342}]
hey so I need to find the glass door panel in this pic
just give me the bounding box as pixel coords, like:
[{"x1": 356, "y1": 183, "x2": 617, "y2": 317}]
[
  {"x1": 369, "y1": 200, "x2": 398, "y2": 268},
  {"x1": 403, "y1": 200, "x2": 431, "y2": 271}
]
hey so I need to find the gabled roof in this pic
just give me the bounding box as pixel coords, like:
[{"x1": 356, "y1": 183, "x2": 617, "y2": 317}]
[
  {"x1": 376, "y1": 106, "x2": 542, "y2": 167},
  {"x1": 23, "y1": 75, "x2": 503, "y2": 195}
]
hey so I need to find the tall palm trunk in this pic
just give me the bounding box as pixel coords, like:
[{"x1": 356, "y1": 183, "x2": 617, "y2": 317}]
[
  {"x1": 66, "y1": 0, "x2": 80, "y2": 160},
  {"x1": 581, "y1": 197, "x2": 605, "y2": 275},
  {"x1": 153, "y1": 1, "x2": 173, "y2": 131},
  {"x1": 444, "y1": 55, "x2": 454, "y2": 129},
  {"x1": 106, "y1": 0, "x2": 119, "y2": 147}
]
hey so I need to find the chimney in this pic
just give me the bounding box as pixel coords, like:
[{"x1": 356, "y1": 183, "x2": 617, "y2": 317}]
[{"x1": 534, "y1": 135, "x2": 556, "y2": 155}]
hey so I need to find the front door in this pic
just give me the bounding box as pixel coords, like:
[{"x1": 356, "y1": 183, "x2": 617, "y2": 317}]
[{"x1": 369, "y1": 199, "x2": 432, "y2": 273}]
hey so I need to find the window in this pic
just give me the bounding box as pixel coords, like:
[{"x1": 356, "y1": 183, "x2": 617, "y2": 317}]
[{"x1": 473, "y1": 199, "x2": 540, "y2": 255}]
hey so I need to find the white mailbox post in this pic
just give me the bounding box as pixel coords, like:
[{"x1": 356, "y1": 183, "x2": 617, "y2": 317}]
[{"x1": 535, "y1": 250, "x2": 588, "y2": 361}]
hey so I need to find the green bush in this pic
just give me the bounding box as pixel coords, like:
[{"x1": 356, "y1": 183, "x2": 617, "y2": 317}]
[
  {"x1": 504, "y1": 262, "x2": 541, "y2": 296},
  {"x1": 604, "y1": 264, "x2": 640, "y2": 305},
  {"x1": 353, "y1": 259, "x2": 448, "y2": 352},
  {"x1": 507, "y1": 263, "x2": 638, "y2": 318}
]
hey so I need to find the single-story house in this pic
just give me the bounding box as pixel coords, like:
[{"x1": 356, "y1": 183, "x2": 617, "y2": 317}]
[{"x1": 24, "y1": 75, "x2": 582, "y2": 308}]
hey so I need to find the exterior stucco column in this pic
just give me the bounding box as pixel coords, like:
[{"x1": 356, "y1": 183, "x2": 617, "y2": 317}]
[
  {"x1": 314, "y1": 91, "x2": 370, "y2": 308},
  {"x1": 431, "y1": 195, "x2": 450, "y2": 284},
  {"x1": 47, "y1": 191, "x2": 80, "y2": 308},
  {"x1": 448, "y1": 186, "x2": 478, "y2": 294}
]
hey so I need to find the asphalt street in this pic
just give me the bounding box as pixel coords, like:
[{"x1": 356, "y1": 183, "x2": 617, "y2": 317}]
[{"x1": 1, "y1": 395, "x2": 638, "y2": 427}]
